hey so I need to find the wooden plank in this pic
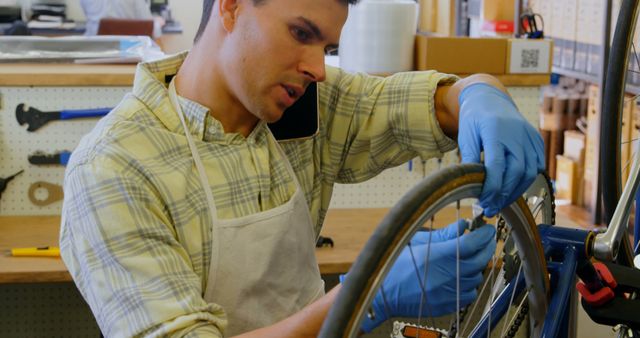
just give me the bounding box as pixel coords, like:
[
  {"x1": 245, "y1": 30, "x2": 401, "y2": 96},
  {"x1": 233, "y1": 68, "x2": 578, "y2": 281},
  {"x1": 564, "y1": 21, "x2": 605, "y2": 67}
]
[
  {"x1": 374, "y1": 72, "x2": 550, "y2": 86},
  {"x1": 0, "y1": 63, "x2": 549, "y2": 87},
  {"x1": 0, "y1": 216, "x2": 71, "y2": 283},
  {"x1": 0, "y1": 207, "x2": 476, "y2": 282},
  {"x1": 456, "y1": 73, "x2": 551, "y2": 86},
  {"x1": 317, "y1": 206, "x2": 476, "y2": 274},
  {"x1": 0, "y1": 64, "x2": 136, "y2": 86}
]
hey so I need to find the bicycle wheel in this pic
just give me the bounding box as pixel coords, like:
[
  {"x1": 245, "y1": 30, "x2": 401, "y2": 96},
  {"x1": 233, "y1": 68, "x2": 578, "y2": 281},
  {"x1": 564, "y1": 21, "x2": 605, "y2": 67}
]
[
  {"x1": 600, "y1": 0, "x2": 639, "y2": 265},
  {"x1": 319, "y1": 164, "x2": 550, "y2": 337},
  {"x1": 601, "y1": 0, "x2": 640, "y2": 223}
]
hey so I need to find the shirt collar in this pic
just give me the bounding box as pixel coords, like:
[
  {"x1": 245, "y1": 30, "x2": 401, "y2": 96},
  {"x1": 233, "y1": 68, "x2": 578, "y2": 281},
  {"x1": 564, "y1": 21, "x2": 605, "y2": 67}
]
[{"x1": 132, "y1": 52, "x2": 269, "y2": 145}]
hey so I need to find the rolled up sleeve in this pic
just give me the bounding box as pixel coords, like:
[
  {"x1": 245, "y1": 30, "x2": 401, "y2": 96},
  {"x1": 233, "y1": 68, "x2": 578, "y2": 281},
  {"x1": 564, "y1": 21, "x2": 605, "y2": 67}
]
[{"x1": 318, "y1": 66, "x2": 459, "y2": 183}]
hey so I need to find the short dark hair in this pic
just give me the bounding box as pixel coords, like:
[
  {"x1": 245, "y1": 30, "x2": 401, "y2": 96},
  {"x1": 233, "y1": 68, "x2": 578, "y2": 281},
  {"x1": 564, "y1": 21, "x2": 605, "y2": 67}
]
[{"x1": 194, "y1": 0, "x2": 360, "y2": 43}]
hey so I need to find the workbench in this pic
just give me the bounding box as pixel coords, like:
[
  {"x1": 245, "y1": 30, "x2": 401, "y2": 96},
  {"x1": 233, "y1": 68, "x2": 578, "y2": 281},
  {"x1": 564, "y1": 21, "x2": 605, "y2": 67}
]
[
  {"x1": 0, "y1": 64, "x2": 549, "y2": 87},
  {"x1": 0, "y1": 208, "x2": 389, "y2": 335},
  {"x1": 0, "y1": 208, "x2": 389, "y2": 283}
]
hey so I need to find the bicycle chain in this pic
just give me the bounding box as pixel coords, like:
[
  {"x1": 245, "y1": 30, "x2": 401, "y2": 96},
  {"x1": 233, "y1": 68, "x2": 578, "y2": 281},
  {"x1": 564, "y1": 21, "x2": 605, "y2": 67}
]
[
  {"x1": 446, "y1": 305, "x2": 468, "y2": 337},
  {"x1": 505, "y1": 302, "x2": 529, "y2": 338},
  {"x1": 541, "y1": 170, "x2": 556, "y2": 225}
]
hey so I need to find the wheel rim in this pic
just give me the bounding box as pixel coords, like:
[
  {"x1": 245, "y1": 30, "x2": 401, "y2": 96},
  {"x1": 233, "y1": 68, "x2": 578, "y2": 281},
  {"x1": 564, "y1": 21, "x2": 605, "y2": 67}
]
[{"x1": 319, "y1": 164, "x2": 549, "y2": 338}]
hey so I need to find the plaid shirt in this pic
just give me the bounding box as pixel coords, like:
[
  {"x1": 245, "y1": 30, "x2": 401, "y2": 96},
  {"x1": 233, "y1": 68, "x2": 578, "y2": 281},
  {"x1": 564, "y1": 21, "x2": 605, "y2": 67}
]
[{"x1": 60, "y1": 52, "x2": 457, "y2": 337}]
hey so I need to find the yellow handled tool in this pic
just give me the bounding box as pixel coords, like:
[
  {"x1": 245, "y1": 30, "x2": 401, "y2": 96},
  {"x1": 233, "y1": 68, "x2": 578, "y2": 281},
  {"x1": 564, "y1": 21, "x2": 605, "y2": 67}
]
[{"x1": 11, "y1": 246, "x2": 60, "y2": 257}]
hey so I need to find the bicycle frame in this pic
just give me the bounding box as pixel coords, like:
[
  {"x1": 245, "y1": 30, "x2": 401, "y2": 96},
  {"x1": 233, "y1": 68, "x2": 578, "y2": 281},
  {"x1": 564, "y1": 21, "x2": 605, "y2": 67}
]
[
  {"x1": 594, "y1": 146, "x2": 640, "y2": 262},
  {"x1": 466, "y1": 225, "x2": 590, "y2": 338}
]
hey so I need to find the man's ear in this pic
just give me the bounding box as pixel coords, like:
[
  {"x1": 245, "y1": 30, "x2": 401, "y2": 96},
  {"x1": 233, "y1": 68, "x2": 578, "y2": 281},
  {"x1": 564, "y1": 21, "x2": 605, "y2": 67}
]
[{"x1": 218, "y1": 0, "x2": 241, "y2": 32}]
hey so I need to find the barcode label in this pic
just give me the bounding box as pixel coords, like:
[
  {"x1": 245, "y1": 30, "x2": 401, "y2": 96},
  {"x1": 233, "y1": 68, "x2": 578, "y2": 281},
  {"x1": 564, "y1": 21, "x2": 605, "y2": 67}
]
[{"x1": 520, "y1": 49, "x2": 540, "y2": 69}]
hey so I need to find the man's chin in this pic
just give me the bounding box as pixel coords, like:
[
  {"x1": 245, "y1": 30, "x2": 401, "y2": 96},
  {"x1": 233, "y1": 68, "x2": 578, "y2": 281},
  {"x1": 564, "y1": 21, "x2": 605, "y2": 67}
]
[{"x1": 260, "y1": 108, "x2": 285, "y2": 124}]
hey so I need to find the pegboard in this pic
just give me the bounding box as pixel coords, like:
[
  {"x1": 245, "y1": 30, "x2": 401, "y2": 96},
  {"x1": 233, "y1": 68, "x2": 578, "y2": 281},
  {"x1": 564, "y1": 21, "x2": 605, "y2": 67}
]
[
  {"x1": 0, "y1": 282, "x2": 100, "y2": 337},
  {"x1": 0, "y1": 87, "x2": 130, "y2": 216},
  {"x1": 0, "y1": 85, "x2": 542, "y2": 214},
  {"x1": 329, "y1": 86, "x2": 542, "y2": 208},
  {"x1": 509, "y1": 86, "x2": 544, "y2": 127}
]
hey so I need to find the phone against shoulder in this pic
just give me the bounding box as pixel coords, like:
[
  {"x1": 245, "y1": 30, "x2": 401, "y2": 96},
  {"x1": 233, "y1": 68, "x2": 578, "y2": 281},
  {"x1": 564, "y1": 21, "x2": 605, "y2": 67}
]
[{"x1": 267, "y1": 82, "x2": 319, "y2": 141}]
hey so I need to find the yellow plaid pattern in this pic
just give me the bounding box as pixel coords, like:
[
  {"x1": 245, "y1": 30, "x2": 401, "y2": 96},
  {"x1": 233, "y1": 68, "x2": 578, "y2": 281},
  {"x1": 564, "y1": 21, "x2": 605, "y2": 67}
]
[{"x1": 59, "y1": 52, "x2": 457, "y2": 337}]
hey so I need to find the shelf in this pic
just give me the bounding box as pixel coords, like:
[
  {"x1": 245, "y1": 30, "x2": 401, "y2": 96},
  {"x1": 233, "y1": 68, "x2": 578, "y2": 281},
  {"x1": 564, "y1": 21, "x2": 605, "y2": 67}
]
[
  {"x1": 625, "y1": 83, "x2": 640, "y2": 97},
  {"x1": 552, "y1": 66, "x2": 640, "y2": 97},
  {"x1": 552, "y1": 66, "x2": 599, "y2": 84},
  {"x1": 0, "y1": 64, "x2": 136, "y2": 86}
]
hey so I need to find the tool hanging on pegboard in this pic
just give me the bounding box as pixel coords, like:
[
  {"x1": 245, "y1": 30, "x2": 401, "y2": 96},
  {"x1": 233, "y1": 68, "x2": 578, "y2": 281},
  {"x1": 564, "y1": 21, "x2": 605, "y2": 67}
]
[
  {"x1": 16, "y1": 103, "x2": 111, "y2": 132},
  {"x1": 28, "y1": 151, "x2": 72, "y2": 166},
  {"x1": 0, "y1": 170, "x2": 23, "y2": 202},
  {"x1": 28, "y1": 181, "x2": 63, "y2": 207}
]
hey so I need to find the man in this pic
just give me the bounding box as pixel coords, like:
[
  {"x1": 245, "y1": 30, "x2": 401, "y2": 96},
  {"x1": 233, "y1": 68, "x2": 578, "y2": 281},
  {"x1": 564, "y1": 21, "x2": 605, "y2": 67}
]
[{"x1": 60, "y1": 0, "x2": 544, "y2": 337}]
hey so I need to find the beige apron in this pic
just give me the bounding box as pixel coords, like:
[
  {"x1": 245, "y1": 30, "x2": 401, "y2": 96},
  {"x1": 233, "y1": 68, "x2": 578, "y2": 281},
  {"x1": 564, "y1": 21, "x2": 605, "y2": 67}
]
[{"x1": 168, "y1": 80, "x2": 325, "y2": 336}]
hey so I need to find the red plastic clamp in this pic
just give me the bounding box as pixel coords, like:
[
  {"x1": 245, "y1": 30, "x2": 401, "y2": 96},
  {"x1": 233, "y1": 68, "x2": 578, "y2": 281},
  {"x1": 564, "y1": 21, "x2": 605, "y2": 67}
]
[{"x1": 576, "y1": 262, "x2": 618, "y2": 307}]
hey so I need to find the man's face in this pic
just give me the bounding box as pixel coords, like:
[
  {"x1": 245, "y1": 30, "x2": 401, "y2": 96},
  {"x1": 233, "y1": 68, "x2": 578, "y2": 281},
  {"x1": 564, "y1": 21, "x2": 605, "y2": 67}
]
[{"x1": 219, "y1": 0, "x2": 348, "y2": 123}]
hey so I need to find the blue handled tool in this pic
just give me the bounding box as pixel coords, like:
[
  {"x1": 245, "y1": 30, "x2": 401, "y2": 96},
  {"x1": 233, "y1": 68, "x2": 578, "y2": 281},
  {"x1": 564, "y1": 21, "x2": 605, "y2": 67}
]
[
  {"x1": 28, "y1": 151, "x2": 72, "y2": 166},
  {"x1": 16, "y1": 104, "x2": 112, "y2": 132}
]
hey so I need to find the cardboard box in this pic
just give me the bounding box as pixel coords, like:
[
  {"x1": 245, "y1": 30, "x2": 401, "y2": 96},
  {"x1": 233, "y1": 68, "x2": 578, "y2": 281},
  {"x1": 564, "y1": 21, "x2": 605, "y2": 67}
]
[
  {"x1": 632, "y1": 102, "x2": 640, "y2": 177},
  {"x1": 563, "y1": 130, "x2": 586, "y2": 206},
  {"x1": 552, "y1": 39, "x2": 564, "y2": 68},
  {"x1": 563, "y1": 130, "x2": 586, "y2": 164},
  {"x1": 415, "y1": 35, "x2": 507, "y2": 74},
  {"x1": 550, "y1": 0, "x2": 564, "y2": 67},
  {"x1": 507, "y1": 38, "x2": 553, "y2": 74},
  {"x1": 586, "y1": 0, "x2": 604, "y2": 75},
  {"x1": 622, "y1": 94, "x2": 636, "y2": 186},
  {"x1": 583, "y1": 85, "x2": 600, "y2": 215},
  {"x1": 418, "y1": 0, "x2": 438, "y2": 32},
  {"x1": 436, "y1": 0, "x2": 455, "y2": 36},
  {"x1": 560, "y1": 0, "x2": 578, "y2": 70},
  {"x1": 556, "y1": 155, "x2": 580, "y2": 204},
  {"x1": 482, "y1": 0, "x2": 515, "y2": 21},
  {"x1": 574, "y1": 0, "x2": 590, "y2": 72}
]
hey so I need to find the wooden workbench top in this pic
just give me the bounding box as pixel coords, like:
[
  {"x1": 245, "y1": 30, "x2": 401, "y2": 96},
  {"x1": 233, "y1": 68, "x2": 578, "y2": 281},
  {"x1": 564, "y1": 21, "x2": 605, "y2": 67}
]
[
  {"x1": 0, "y1": 208, "x2": 391, "y2": 283},
  {"x1": 0, "y1": 63, "x2": 548, "y2": 87},
  {"x1": 0, "y1": 64, "x2": 136, "y2": 87}
]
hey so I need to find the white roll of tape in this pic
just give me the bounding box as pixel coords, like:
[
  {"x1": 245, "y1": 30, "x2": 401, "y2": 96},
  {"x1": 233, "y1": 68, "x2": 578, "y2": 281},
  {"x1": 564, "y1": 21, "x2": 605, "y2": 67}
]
[{"x1": 339, "y1": 0, "x2": 419, "y2": 74}]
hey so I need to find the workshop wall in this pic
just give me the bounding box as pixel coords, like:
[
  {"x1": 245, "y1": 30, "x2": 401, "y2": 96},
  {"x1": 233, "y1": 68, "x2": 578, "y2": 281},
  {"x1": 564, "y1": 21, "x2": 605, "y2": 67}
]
[{"x1": 0, "y1": 85, "x2": 539, "y2": 216}]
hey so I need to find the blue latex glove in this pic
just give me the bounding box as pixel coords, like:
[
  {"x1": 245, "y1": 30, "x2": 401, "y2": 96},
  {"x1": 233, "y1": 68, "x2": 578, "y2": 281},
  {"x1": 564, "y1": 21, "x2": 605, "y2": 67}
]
[
  {"x1": 344, "y1": 220, "x2": 496, "y2": 333},
  {"x1": 410, "y1": 219, "x2": 469, "y2": 245},
  {"x1": 458, "y1": 83, "x2": 545, "y2": 217}
]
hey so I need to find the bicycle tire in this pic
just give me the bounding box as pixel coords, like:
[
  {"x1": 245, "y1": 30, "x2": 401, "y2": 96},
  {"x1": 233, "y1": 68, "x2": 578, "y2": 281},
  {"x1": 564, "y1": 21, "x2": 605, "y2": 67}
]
[
  {"x1": 318, "y1": 163, "x2": 550, "y2": 337},
  {"x1": 601, "y1": 0, "x2": 640, "y2": 224}
]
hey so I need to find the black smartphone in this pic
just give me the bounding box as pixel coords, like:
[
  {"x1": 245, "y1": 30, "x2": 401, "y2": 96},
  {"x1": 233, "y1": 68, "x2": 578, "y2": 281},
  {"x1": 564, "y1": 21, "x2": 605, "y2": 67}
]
[{"x1": 268, "y1": 82, "x2": 319, "y2": 141}]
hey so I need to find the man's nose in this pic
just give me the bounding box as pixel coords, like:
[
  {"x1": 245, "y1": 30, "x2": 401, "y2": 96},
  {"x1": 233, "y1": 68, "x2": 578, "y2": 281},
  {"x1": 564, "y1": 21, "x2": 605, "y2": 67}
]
[{"x1": 298, "y1": 48, "x2": 326, "y2": 82}]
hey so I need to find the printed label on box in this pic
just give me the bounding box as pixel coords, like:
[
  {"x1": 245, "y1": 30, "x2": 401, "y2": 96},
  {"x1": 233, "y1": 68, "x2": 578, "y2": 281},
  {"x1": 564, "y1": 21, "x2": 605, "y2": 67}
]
[{"x1": 509, "y1": 39, "x2": 552, "y2": 73}]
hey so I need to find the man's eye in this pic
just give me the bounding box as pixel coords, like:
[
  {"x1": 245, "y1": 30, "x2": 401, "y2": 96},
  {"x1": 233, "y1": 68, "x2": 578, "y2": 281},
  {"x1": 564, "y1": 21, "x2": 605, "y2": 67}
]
[{"x1": 291, "y1": 27, "x2": 311, "y2": 42}]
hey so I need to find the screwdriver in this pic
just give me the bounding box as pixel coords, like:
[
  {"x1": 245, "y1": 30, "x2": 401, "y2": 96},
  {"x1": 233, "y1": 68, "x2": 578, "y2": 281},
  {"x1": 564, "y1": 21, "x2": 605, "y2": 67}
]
[{"x1": 0, "y1": 170, "x2": 24, "y2": 200}]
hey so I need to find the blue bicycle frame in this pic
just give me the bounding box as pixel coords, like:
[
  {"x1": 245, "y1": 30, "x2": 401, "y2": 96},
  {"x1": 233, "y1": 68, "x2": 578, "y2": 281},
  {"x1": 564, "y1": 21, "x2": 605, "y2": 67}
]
[{"x1": 468, "y1": 225, "x2": 592, "y2": 338}]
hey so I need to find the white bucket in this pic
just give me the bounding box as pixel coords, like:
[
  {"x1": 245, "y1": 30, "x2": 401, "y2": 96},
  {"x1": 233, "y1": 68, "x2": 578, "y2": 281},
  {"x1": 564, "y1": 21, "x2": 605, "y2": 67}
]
[{"x1": 339, "y1": 0, "x2": 419, "y2": 74}]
